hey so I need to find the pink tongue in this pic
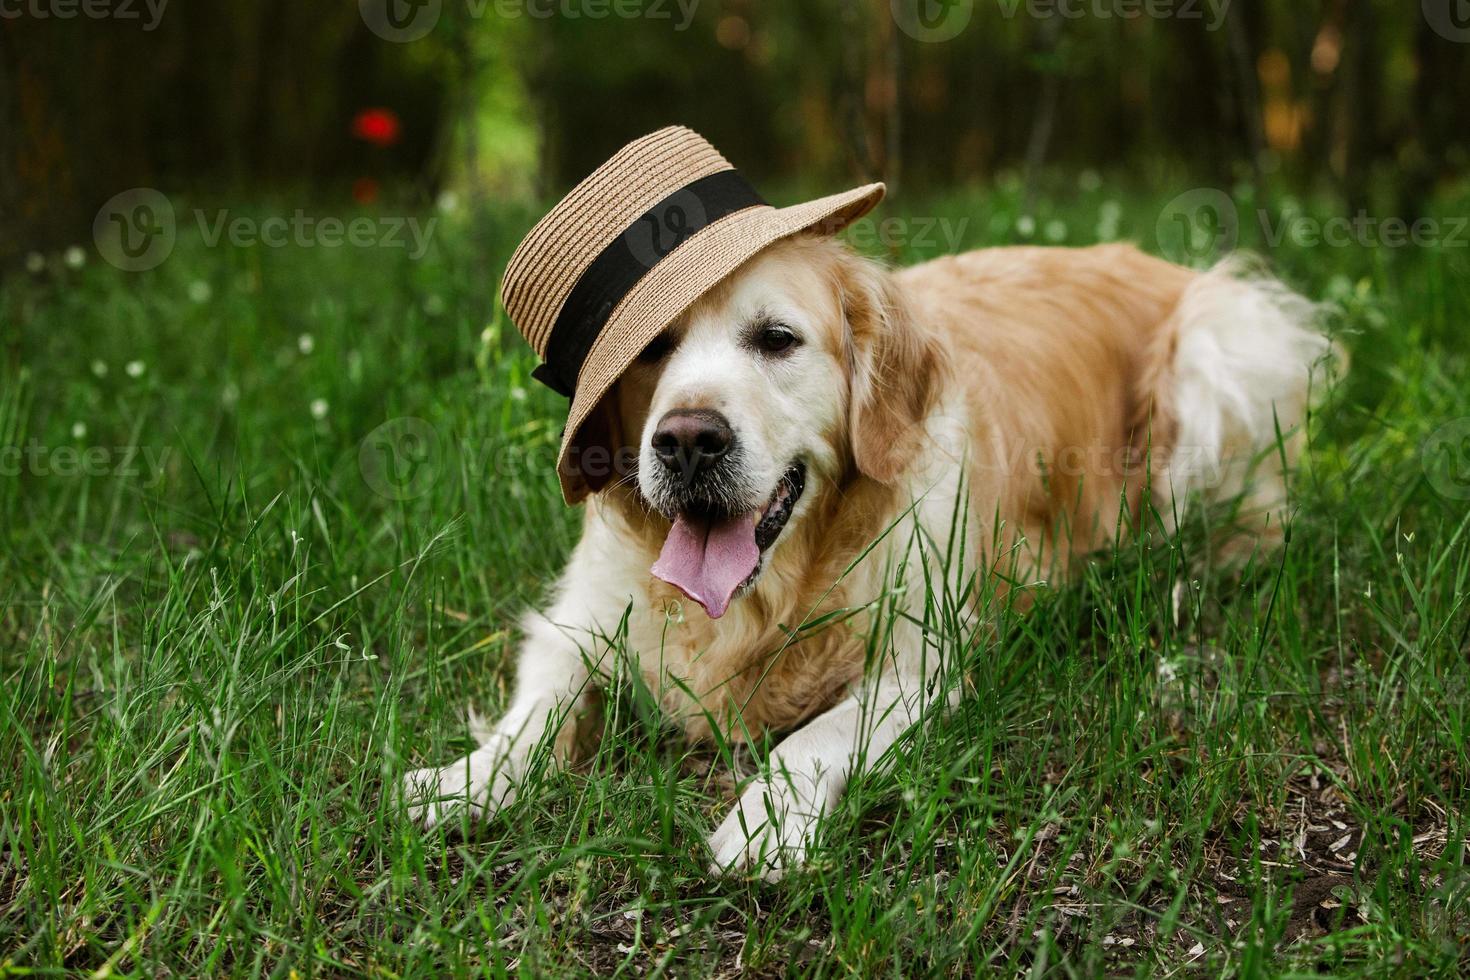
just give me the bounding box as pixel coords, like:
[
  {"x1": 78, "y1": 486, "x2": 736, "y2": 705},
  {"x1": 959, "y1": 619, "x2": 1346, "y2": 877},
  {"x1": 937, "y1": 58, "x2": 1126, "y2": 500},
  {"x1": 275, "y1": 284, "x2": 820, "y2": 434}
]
[{"x1": 651, "y1": 512, "x2": 760, "y2": 619}]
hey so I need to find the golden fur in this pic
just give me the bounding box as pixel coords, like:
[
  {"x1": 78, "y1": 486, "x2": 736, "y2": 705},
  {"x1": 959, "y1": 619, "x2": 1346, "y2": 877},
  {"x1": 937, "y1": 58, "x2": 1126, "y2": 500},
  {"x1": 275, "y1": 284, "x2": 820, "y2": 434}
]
[
  {"x1": 408, "y1": 232, "x2": 1333, "y2": 878},
  {"x1": 593, "y1": 238, "x2": 1223, "y2": 740}
]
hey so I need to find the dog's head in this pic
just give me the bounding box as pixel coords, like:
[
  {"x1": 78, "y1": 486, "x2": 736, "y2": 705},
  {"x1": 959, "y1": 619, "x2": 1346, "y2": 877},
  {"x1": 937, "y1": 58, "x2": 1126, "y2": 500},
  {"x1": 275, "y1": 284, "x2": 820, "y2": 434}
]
[{"x1": 602, "y1": 234, "x2": 938, "y2": 618}]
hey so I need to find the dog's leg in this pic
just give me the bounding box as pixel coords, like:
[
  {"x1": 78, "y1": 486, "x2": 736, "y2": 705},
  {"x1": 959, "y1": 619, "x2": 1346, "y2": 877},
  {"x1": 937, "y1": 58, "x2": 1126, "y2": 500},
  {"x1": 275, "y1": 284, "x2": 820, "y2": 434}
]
[
  {"x1": 707, "y1": 411, "x2": 973, "y2": 879},
  {"x1": 403, "y1": 513, "x2": 630, "y2": 827},
  {"x1": 707, "y1": 659, "x2": 952, "y2": 881}
]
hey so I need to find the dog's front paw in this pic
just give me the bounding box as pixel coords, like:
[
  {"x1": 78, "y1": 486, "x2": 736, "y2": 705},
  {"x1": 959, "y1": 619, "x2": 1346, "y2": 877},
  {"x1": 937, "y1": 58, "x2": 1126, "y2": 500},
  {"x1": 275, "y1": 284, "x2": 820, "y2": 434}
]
[
  {"x1": 707, "y1": 776, "x2": 826, "y2": 882},
  {"x1": 402, "y1": 743, "x2": 520, "y2": 828}
]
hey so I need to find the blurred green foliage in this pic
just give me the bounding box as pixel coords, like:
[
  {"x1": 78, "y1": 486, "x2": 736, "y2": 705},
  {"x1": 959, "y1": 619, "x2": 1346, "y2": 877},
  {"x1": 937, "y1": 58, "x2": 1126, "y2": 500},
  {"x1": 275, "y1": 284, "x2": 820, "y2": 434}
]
[{"x1": 3, "y1": 0, "x2": 1467, "y2": 264}]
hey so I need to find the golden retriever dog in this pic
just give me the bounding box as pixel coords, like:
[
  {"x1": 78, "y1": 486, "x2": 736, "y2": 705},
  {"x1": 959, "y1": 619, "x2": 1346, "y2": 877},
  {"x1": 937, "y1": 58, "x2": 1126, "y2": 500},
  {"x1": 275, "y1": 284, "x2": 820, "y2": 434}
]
[{"x1": 406, "y1": 236, "x2": 1334, "y2": 879}]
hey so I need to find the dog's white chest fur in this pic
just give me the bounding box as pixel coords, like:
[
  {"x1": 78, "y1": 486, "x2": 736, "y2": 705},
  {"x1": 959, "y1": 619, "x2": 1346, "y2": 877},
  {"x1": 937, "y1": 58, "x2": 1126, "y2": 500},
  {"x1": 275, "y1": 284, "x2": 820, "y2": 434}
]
[
  {"x1": 408, "y1": 238, "x2": 1335, "y2": 881},
  {"x1": 580, "y1": 504, "x2": 885, "y2": 740}
]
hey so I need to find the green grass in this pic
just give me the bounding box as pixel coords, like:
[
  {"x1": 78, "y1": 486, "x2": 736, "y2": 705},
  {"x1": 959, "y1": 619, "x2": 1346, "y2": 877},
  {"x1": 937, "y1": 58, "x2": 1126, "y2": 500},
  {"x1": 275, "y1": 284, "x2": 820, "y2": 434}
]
[{"x1": 3, "y1": 178, "x2": 1469, "y2": 976}]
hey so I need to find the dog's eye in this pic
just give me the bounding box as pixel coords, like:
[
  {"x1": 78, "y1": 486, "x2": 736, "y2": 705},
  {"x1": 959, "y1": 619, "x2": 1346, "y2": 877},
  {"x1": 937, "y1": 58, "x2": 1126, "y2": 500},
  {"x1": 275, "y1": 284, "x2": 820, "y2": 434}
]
[
  {"x1": 638, "y1": 331, "x2": 675, "y2": 364},
  {"x1": 753, "y1": 324, "x2": 799, "y2": 356}
]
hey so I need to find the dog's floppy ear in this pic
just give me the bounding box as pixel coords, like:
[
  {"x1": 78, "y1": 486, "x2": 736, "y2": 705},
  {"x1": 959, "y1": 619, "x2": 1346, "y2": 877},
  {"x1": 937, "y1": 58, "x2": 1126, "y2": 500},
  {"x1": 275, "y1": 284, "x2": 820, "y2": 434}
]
[
  {"x1": 837, "y1": 251, "x2": 939, "y2": 484},
  {"x1": 562, "y1": 391, "x2": 627, "y2": 499}
]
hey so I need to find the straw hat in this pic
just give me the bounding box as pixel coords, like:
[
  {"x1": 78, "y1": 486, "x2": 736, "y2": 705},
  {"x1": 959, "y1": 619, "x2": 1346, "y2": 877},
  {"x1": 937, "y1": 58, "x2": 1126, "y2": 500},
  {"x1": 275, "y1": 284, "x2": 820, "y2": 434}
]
[{"x1": 501, "y1": 125, "x2": 886, "y2": 504}]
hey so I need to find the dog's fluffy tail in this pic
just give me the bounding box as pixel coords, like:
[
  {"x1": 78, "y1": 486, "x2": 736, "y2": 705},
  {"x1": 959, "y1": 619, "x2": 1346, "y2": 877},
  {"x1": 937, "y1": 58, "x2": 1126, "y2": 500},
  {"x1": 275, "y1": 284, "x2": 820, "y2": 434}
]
[{"x1": 1152, "y1": 255, "x2": 1341, "y2": 556}]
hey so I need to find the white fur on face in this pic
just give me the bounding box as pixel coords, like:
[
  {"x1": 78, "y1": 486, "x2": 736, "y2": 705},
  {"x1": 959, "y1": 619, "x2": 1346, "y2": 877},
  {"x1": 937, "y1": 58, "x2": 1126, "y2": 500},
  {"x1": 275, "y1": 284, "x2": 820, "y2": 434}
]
[
  {"x1": 636, "y1": 248, "x2": 848, "y2": 524},
  {"x1": 409, "y1": 238, "x2": 1338, "y2": 884}
]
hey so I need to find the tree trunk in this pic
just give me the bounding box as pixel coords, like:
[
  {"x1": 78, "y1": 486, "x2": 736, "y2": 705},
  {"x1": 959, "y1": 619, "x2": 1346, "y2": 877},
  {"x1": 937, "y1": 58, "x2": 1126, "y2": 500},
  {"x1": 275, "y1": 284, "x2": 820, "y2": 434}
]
[
  {"x1": 879, "y1": 0, "x2": 903, "y2": 192},
  {"x1": 1335, "y1": 0, "x2": 1379, "y2": 212},
  {"x1": 1022, "y1": 13, "x2": 1064, "y2": 214},
  {"x1": 1225, "y1": 0, "x2": 1268, "y2": 202},
  {"x1": 840, "y1": 0, "x2": 874, "y2": 178}
]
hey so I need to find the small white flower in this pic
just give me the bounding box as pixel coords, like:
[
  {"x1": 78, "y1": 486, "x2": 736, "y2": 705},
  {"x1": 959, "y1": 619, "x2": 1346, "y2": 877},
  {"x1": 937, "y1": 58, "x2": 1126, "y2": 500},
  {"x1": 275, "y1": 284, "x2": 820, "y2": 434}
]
[
  {"x1": 63, "y1": 246, "x2": 86, "y2": 269},
  {"x1": 1016, "y1": 215, "x2": 1036, "y2": 238},
  {"x1": 436, "y1": 190, "x2": 460, "y2": 214},
  {"x1": 125, "y1": 360, "x2": 146, "y2": 378},
  {"x1": 71, "y1": 422, "x2": 88, "y2": 440},
  {"x1": 188, "y1": 280, "x2": 213, "y2": 304},
  {"x1": 91, "y1": 360, "x2": 108, "y2": 378},
  {"x1": 298, "y1": 333, "x2": 315, "y2": 355},
  {"x1": 310, "y1": 398, "x2": 329, "y2": 420},
  {"x1": 1325, "y1": 274, "x2": 1354, "y2": 302},
  {"x1": 25, "y1": 252, "x2": 45, "y2": 274},
  {"x1": 509, "y1": 387, "x2": 527, "y2": 402}
]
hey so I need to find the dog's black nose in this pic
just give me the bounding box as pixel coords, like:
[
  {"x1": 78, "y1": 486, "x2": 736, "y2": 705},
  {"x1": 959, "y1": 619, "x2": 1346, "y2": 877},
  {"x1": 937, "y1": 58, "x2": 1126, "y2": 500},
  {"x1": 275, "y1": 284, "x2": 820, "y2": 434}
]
[{"x1": 652, "y1": 409, "x2": 733, "y2": 480}]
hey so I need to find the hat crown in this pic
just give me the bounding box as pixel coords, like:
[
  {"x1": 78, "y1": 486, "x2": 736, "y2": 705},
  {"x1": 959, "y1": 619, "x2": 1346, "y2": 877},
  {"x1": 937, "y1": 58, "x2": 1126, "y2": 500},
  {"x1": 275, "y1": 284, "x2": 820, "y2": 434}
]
[
  {"x1": 501, "y1": 126, "x2": 737, "y2": 357},
  {"x1": 494, "y1": 124, "x2": 884, "y2": 504}
]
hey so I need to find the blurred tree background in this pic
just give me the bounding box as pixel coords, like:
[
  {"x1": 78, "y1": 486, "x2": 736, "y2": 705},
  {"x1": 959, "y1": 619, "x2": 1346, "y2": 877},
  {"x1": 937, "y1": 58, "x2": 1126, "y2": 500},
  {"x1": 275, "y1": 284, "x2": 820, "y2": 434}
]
[{"x1": 2, "y1": 0, "x2": 1466, "y2": 265}]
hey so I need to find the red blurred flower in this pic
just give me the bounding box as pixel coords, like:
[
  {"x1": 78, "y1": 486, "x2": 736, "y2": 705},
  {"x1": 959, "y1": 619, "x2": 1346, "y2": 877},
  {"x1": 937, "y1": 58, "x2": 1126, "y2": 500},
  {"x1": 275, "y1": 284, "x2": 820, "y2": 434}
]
[
  {"x1": 352, "y1": 177, "x2": 380, "y2": 204},
  {"x1": 352, "y1": 108, "x2": 401, "y2": 147}
]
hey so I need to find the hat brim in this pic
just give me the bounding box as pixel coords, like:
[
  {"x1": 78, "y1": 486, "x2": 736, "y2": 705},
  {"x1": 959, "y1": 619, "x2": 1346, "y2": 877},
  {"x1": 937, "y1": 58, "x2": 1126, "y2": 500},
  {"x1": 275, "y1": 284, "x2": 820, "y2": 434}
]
[{"x1": 551, "y1": 182, "x2": 886, "y2": 504}]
